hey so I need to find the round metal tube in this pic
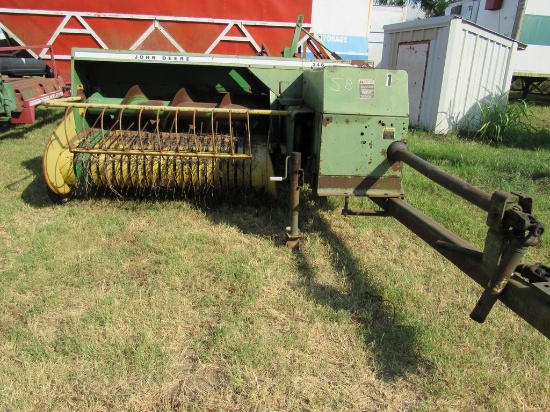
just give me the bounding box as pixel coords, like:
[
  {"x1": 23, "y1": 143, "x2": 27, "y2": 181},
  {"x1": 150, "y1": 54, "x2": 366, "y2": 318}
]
[
  {"x1": 42, "y1": 100, "x2": 291, "y2": 116},
  {"x1": 388, "y1": 142, "x2": 492, "y2": 212},
  {"x1": 69, "y1": 147, "x2": 252, "y2": 159},
  {"x1": 290, "y1": 152, "x2": 301, "y2": 236},
  {"x1": 470, "y1": 236, "x2": 528, "y2": 323}
]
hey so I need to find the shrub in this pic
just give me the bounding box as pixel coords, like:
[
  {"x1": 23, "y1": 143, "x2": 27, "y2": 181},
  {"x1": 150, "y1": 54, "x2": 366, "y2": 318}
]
[{"x1": 461, "y1": 92, "x2": 536, "y2": 145}]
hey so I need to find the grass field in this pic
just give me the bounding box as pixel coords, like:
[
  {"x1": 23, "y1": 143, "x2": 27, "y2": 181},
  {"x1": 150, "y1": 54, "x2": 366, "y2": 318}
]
[{"x1": 1, "y1": 105, "x2": 549, "y2": 411}]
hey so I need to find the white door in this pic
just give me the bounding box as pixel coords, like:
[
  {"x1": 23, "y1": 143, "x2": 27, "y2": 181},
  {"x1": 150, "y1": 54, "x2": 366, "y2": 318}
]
[{"x1": 396, "y1": 42, "x2": 430, "y2": 126}]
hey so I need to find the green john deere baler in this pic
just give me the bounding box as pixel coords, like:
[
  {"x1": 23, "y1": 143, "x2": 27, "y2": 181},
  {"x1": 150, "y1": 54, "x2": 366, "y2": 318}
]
[{"x1": 42, "y1": 48, "x2": 550, "y2": 340}]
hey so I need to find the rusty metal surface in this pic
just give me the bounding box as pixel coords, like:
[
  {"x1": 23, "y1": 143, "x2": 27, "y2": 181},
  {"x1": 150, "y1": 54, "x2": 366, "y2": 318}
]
[
  {"x1": 498, "y1": 278, "x2": 550, "y2": 340},
  {"x1": 317, "y1": 175, "x2": 402, "y2": 197},
  {"x1": 349, "y1": 60, "x2": 374, "y2": 68},
  {"x1": 321, "y1": 116, "x2": 333, "y2": 127},
  {"x1": 470, "y1": 236, "x2": 529, "y2": 323},
  {"x1": 287, "y1": 152, "x2": 303, "y2": 251},
  {"x1": 70, "y1": 129, "x2": 252, "y2": 160},
  {"x1": 470, "y1": 192, "x2": 545, "y2": 323},
  {"x1": 372, "y1": 196, "x2": 550, "y2": 340},
  {"x1": 384, "y1": 142, "x2": 548, "y2": 328},
  {"x1": 517, "y1": 264, "x2": 550, "y2": 286},
  {"x1": 342, "y1": 196, "x2": 388, "y2": 216},
  {"x1": 388, "y1": 142, "x2": 492, "y2": 211},
  {"x1": 372, "y1": 197, "x2": 484, "y2": 276},
  {"x1": 286, "y1": 230, "x2": 302, "y2": 250}
]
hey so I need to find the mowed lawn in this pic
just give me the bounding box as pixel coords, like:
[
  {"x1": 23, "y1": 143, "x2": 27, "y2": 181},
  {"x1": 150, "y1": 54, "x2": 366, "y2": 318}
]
[{"x1": 0, "y1": 105, "x2": 549, "y2": 411}]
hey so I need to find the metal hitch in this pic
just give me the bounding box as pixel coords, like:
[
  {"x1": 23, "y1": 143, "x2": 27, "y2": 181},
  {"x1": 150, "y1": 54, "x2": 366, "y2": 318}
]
[
  {"x1": 471, "y1": 192, "x2": 545, "y2": 323},
  {"x1": 383, "y1": 141, "x2": 550, "y2": 339}
]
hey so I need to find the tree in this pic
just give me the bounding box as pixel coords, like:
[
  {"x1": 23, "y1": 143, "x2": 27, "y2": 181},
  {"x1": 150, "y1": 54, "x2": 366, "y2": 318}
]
[{"x1": 373, "y1": 0, "x2": 453, "y2": 17}]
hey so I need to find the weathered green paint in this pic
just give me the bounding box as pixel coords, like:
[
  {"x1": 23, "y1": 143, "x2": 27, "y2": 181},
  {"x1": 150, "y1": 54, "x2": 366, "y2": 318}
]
[
  {"x1": 0, "y1": 80, "x2": 16, "y2": 119},
  {"x1": 302, "y1": 66, "x2": 409, "y2": 196},
  {"x1": 67, "y1": 49, "x2": 410, "y2": 197},
  {"x1": 316, "y1": 115, "x2": 405, "y2": 176},
  {"x1": 247, "y1": 67, "x2": 305, "y2": 105},
  {"x1": 302, "y1": 66, "x2": 409, "y2": 116}
]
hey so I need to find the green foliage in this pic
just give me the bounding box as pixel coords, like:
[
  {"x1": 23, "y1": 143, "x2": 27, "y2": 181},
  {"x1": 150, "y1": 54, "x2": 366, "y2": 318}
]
[
  {"x1": 461, "y1": 92, "x2": 537, "y2": 146},
  {"x1": 419, "y1": 0, "x2": 453, "y2": 16},
  {"x1": 374, "y1": 0, "x2": 452, "y2": 16}
]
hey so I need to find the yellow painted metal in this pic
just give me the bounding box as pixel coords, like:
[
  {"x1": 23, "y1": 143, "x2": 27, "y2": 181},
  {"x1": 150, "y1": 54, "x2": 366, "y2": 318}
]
[
  {"x1": 44, "y1": 105, "x2": 276, "y2": 197},
  {"x1": 77, "y1": 138, "x2": 275, "y2": 195},
  {"x1": 45, "y1": 96, "x2": 83, "y2": 103},
  {"x1": 43, "y1": 108, "x2": 80, "y2": 196},
  {"x1": 84, "y1": 150, "x2": 241, "y2": 189},
  {"x1": 252, "y1": 142, "x2": 276, "y2": 197},
  {"x1": 43, "y1": 100, "x2": 290, "y2": 117}
]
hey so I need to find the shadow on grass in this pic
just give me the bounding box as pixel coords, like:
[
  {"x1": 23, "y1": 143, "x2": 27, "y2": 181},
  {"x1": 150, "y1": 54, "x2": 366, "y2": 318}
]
[
  {"x1": 296, "y1": 196, "x2": 420, "y2": 380},
  {"x1": 205, "y1": 190, "x2": 421, "y2": 380},
  {"x1": 18, "y1": 156, "x2": 53, "y2": 208},
  {"x1": 18, "y1": 166, "x2": 422, "y2": 379},
  {"x1": 0, "y1": 108, "x2": 64, "y2": 140}
]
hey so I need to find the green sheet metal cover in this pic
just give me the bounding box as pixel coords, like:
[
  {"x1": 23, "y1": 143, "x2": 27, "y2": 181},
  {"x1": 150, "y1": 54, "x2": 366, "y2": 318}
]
[{"x1": 302, "y1": 66, "x2": 409, "y2": 197}]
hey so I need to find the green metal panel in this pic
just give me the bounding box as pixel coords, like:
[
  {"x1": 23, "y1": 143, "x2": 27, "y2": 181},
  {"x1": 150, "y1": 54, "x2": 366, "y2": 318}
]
[
  {"x1": 247, "y1": 67, "x2": 305, "y2": 105},
  {"x1": 315, "y1": 113, "x2": 407, "y2": 197},
  {"x1": 302, "y1": 66, "x2": 409, "y2": 116},
  {"x1": 519, "y1": 15, "x2": 550, "y2": 47},
  {"x1": 0, "y1": 80, "x2": 16, "y2": 119},
  {"x1": 318, "y1": 115, "x2": 406, "y2": 176},
  {"x1": 303, "y1": 66, "x2": 409, "y2": 197}
]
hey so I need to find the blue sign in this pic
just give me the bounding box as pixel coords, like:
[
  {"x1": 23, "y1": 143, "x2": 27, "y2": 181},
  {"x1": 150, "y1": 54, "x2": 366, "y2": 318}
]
[{"x1": 307, "y1": 34, "x2": 369, "y2": 60}]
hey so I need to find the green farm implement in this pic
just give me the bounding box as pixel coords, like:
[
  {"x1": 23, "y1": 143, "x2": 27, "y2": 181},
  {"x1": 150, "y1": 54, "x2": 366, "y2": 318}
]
[{"x1": 42, "y1": 48, "x2": 550, "y2": 339}]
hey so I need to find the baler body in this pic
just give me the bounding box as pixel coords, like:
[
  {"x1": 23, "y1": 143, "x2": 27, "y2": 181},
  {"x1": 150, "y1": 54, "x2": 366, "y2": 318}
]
[{"x1": 44, "y1": 49, "x2": 408, "y2": 200}]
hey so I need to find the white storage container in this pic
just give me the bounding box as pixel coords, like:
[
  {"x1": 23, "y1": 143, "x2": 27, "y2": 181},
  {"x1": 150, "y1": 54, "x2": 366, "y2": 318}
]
[{"x1": 381, "y1": 15, "x2": 517, "y2": 133}]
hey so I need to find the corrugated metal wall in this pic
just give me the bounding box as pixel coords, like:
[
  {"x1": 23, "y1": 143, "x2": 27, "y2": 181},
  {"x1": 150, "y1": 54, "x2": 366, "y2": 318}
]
[
  {"x1": 443, "y1": 23, "x2": 515, "y2": 132},
  {"x1": 382, "y1": 16, "x2": 516, "y2": 133}
]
